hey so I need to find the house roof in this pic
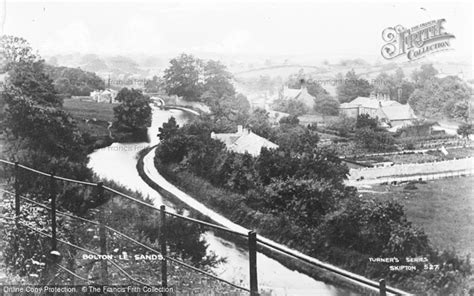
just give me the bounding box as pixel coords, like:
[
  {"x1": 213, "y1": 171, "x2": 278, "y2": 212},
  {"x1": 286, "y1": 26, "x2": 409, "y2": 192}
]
[
  {"x1": 379, "y1": 105, "x2": 417, "y2": 121},
  {"x1": 212, "y1": 126, "x2": 278, "y2": 156},
  {"x1": 282, "y1": 87, "x2": 302, "y2": 99},
  {"x1": 230, "y1": 132, "x2": 279, "y2": 156},
  {"x1": 340, "y1": 97, "x2": 401, "y2": 109},
  {"x1": 281, "y1": 86, "x2": 316, "y2": 109}
]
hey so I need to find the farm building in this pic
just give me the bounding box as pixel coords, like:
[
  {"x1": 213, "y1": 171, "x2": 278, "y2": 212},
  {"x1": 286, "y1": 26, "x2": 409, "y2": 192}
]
[{"x1": 340, "y1": 94, "x2": 417, "y2": 128}]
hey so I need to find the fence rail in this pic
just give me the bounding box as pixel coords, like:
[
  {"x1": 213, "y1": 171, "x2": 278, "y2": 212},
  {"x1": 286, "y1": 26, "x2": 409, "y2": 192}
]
[
  {"x1": 0, "y1": 158, "x2": 408, "y2": 295},
  {"x1": 0, "y1": 159, "x2": 253, "y2": 294}
]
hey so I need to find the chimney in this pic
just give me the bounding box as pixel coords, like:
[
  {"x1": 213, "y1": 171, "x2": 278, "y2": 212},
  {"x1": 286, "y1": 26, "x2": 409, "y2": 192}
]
[
  {"x1": 237, "y1": 125, "x2": 243, "y2": 134},
  {"x1": 300, "y1": 78, "x2": 306, "y2": 90}
]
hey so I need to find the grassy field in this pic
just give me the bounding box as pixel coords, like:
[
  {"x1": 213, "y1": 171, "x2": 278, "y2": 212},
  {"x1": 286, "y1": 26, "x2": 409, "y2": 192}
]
[
  {"x1": 359, "y1": 176, "x2": 474, "y2": 259},
  {"x1": 62, "y1": 98, "x2": 117, "y2": 122},
  {"x1": 62, "y1": 98, "x2": 117, "y2": 147}
]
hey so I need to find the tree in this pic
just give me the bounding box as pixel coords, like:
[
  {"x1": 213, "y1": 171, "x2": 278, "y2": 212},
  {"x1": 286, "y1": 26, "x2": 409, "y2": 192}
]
[
  {"x1": 163, "y1": 54, "x2": 204, "y2": 101},
  {"x1": 0, "y1": 35, "x2": 38, "y2": 71},
  {"x1": 158, "y1": 116, "x2": 180, "y2": 141},
  {"x1": 246, "y1": 108, "x2": 274, "y2": 139},
  {"x1": 3, "y1": 90, "x2": 84, "y2": 159},
  {"x1": 356, "y1": 114, "x2": 379, "y2": 130},
  {"x1": 272, "y1": 97, "x2": 309, "y2": 116},
  {"x1": 327, "y1": 115, "x2": 356, "y2": 137},
  {"x1": 457, "y1": 123, "x2": 473, "y2": 139},
  {"x1": 279, "y1": 115, "x2": 300, "y2": 125},
  {"x1": 356, "y1": 127, "x2": 396, "y2": 152},
  {"x1": 45, "y1": 65, "x2": 105, "y2": 96},
  {"x1": 372, "y1": 70, "x2": 415, "y2": 104},
  {"x1": 322, "y1": 198, "x2": 430, "y2": 257},
  {"x1": 336, "y1": 70, "x2": 372, "y2": 103},
  {"x1": 1, "y1": 36, "x2": 85, "y2": 160},
  {"x1": 221, "y1": 152, "x2": 257, "y2": 193},
  {"x1": 412, "y1": 64, "x2": 438, "y2": 86},
  {"x1": 113, "y1": 88, "x2": 152, "y2": 135},
  {"x1": 408, "y1": 75, "x2": 471, "y2": 119},
  {"x1": 314, "y1": 94, "x2": 340, "y2": 115},
  {"x1": 274, "y1": 124, "x2": 319, "y2": 153},
  {"x1": 255, "y1": 148, "x2": 298, "y2": 185},
  {"x1": 7, "y1": 60, "x2": 62, "y2": 107},
  {"x1": 144, "y1": 75, "x2": 164, "y2": 93},
  {"x1": 264, "y1": 177, "x2": 341, "y2": 225},
  {"x1": 202, "y1": 60, "x2": 235, "y2": 99},
  {"x1": 1, "y1": 35, "x2": 94, "y2": 217}
]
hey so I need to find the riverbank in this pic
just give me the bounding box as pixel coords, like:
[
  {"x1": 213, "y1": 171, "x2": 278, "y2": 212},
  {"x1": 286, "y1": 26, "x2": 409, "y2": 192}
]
[{"x1": 136, "y1": 148, "x2": 392, "y2": 296}]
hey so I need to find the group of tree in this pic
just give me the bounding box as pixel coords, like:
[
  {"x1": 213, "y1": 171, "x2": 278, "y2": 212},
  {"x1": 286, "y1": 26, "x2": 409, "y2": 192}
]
[
  {"x1": 354, "y1": 114, "x2": 396, "y2": 152},
  {"x1": 164, "y1": 53, "x2": 255, "y2": 133},
  {"x1": 271, "y1": 97, "x2": 309, "y2": 116},
  {"x1": 164, "y1": 53, "x2": 235, "y2": 102},
  {"x1": 44, "y1": 65, "x2": 105, "y2": 96},
  {"x1": 336, "y1": 70, "x2": 372, "y2": 103},
  {"x1": 327, "y1": 113, "x2": 396, "y2": 152},
  {"x1": 156, "y1": 114, "x2": 344, "y2": 226},
  {"x1": 336, "y1": 64, "x2": 471, "y2": 121},
  {"x1": 408, "y1": 64, "x2": 471, "y2": 120},
  {"x1": 371, "y1": 68, "x2": 415, "y2": 104},
  {"x1": 144, "y1": 75, "x2": 164, "y2": 93},
  {"x1": 1, "y1": 35, "x2": 90, "y2": 173},
  {"x1": 155, "y1": 109, "x2": 471, "y2": 294},
  {"x1": 0, "y1": 36, "x2": 220, "y2": 284}
]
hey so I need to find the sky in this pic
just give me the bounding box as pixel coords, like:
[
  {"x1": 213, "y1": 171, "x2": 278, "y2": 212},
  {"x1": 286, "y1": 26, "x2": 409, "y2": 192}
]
[{"x1": 1, "y1": 0, "x2": 473, "y2": 63}]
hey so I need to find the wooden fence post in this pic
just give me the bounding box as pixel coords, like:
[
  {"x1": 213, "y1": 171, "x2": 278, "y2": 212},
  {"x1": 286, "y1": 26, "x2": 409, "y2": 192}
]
[
  {"x1": 248, "y1": 230, "x2": 259, "y2": 296},
  {"x1": 379, "y1": 279, "x2": 387, "y2": 296},
  {"x1": 97, "y1": 182, "x2": 108, "y2": 284},
  {"x1": 50, "y1": 173, "x2": 57, "y2": 252},
  {"x1": 14, "y1": 162, "x2": 20, "y2": 218},
  {"x1": 160, "y1": 205, "x2": 168, "y2": 295}
]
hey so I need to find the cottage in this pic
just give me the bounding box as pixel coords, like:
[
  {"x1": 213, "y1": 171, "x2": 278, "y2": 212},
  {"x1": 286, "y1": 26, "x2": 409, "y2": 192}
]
[
  {"x1": 90, "y1": 89, "x2": 118, "y2": 103},
  {"x1": 211, "y1": 125, "x2": 279, "y2": 156},
  {"x1": 339, "y1": 94, "x2": 417, "y2": 128},
  {"x1": 377, "y1": 105, "x2": 417, "y2": 128},
  {"x1": 279, "y1": 80, "x2": 316, "y2": 110},
  {"x1": 339, "y1": 94, "x2": 401, "y2": 118}
]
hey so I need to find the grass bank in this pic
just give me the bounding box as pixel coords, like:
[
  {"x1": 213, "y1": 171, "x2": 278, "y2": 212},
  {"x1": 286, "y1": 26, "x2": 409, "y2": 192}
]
[
  {"x1": 359, "y1": 177, "x2": 474, "y2": 259},
  {"x1": 62, "y1": 98, "x2": 148, "y2": 150}
]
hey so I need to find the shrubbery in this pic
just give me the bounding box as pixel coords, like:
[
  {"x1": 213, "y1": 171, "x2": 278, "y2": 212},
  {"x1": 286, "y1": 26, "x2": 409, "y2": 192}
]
[{"x1": 154, "y1": 112, "x2": 472, "y2": 294}]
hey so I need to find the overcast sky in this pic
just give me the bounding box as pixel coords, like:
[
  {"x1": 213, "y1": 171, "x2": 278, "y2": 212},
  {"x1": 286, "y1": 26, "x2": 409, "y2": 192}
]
[{"x1": 2, "y1": 0, "x2": 473, "y2": 62}]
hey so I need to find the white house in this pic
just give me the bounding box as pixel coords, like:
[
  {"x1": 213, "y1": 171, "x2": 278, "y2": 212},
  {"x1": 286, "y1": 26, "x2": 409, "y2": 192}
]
[{"x1": 90, "y1": 89, "x2": 118, "y2": 103}]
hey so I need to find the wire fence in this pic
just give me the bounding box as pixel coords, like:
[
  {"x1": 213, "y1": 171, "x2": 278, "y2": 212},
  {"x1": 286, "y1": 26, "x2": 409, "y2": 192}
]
[{"x1": 0, "y1": 159, "x2": 253, "y2": 295}]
